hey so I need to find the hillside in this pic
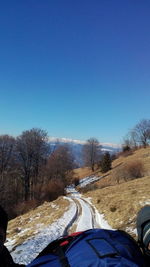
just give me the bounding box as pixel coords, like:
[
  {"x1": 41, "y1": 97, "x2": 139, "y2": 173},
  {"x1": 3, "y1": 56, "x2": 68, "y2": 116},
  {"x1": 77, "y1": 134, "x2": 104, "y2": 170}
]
[
  {"x1": 79, "y1": 147, "x2": 150, "y2": 237},
  {"x1": 6, "y1": 147, "x2": 150, "y2": 264}
]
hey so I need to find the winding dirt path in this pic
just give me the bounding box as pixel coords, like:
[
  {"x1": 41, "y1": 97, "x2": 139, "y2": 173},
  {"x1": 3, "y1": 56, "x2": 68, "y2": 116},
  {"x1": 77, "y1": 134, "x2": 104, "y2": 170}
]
[{"x1": 65, "y1": 186, "x2": 101, "y2": 234}]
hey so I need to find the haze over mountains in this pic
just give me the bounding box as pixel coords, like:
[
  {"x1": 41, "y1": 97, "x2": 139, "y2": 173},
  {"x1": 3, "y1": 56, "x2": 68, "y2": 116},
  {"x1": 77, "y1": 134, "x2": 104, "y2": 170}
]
[{"x1": 49, "y1": 137, "x2": 121, "y2": 166}]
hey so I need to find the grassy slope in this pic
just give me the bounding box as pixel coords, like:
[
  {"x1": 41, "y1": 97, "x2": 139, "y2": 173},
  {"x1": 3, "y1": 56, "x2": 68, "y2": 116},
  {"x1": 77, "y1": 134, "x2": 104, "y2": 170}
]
[
  {"x1": 7, "y1": 197, "x2": 70, "y2": 248},
  {"x1": 73, "y1": 167, "x2": 96, "y2": 179},
  {"x1": 82, "y1": 147, "x2": 150, "y2": 238}
]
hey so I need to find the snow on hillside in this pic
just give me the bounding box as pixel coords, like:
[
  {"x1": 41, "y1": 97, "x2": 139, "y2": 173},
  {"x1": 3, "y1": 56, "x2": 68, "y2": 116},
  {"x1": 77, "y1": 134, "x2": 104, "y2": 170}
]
[
  {"x1": 48, "y1": 137, "x2": 121, "y2": 149},
  {"x1": 6, "y1": 198, "x2": 77, "y2": 265},
  {"x1": 78, "y1": 175, "x2": 101, "y2": 187}
]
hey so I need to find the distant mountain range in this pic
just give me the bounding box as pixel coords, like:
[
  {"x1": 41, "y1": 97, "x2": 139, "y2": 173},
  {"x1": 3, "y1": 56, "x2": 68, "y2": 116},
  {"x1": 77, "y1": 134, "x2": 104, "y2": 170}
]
[{"x1": 48, "y1": 137, "x2": 121, "y2": 167}]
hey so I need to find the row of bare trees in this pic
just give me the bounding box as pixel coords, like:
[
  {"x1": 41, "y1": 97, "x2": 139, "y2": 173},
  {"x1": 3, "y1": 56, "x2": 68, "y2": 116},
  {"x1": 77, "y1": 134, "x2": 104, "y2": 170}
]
[
  {"x1": 0, "y1": 128, "x2": 76, "y2": 217},
  {"x1": 123, "y1": 119, "x2": 150, "y2": 150}
]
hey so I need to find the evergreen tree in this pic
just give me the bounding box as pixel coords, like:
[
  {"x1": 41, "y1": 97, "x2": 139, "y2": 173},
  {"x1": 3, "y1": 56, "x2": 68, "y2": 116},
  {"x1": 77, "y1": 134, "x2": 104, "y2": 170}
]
[
  {"x1": 101, "y1": 152, "x2": 112, "y2": 173},
  {"x1": 122, "y1": 145, "x2": 131, "y2": 152}
]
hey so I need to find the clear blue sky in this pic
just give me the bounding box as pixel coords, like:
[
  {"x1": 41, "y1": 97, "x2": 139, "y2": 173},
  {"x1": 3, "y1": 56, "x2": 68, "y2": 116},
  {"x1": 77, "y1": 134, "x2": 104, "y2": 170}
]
[{"x1": 0, "y1": 0, "x2": 150, "y2": 144}]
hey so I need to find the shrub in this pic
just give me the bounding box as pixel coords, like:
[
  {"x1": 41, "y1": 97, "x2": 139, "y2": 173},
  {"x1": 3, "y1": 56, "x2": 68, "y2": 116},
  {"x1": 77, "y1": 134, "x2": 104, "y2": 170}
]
[
  {"x1": 122, "y1": 145, "x2": 131, "y2": 152},
  {"x1": 125, "y1": 160, "x2": 144, "y2": 179},
  {"x1": 37, "y1": 179, "x2": 65, "y2": 201},
  {"x1": 110, "y1": 206, "x2": 117, "y2": 212},
  {"x1": 79, "y1": 183, "x2": 98, "y2": 193},
  {"x1": 114, "y1": 160, "x2": 144, "y2": 183}
]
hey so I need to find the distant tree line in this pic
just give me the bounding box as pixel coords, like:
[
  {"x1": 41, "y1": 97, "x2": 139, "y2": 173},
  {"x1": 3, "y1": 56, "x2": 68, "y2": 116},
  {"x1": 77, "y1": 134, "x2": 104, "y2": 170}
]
[{"x1": 0, "y1": 128, "x2": 76, "y2": 218}]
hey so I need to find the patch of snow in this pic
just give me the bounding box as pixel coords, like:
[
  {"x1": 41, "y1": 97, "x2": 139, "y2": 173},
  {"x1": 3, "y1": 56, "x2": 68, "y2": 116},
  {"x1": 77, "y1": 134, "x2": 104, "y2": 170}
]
[
  {"x1": 139, "y1": 201, "x2": 150, "y2": 206},
  {"x1": 66, "y1": 183, "x2": 112, "y2": 231},
  {"x1": 75, "y1": 198, "x2": 94, "y2": 231},
  {"x1": 95, "y1": 212, "x2": 113, "y2": 230},
  {"x1": 78, "y1": 175, "x2": 101, "y2": 188},
  {"x1": 126, "y1": 227, "x2": 137, "y2": 236},
  {"x1": 51, "y1": 203, "x2": 58, "y2": 209},
  {"x1": 85, "y1": 198, "x2": 113, "y2": 230},
  {"x1": 5, "y1": 238, "x2": 16, "y2": 252},
  {"x1": 66, "y1": 185, "x2": 81, "y2": 196},
  {"x1": 18, "y1": 228, "x2": 31, "y2": 235}
]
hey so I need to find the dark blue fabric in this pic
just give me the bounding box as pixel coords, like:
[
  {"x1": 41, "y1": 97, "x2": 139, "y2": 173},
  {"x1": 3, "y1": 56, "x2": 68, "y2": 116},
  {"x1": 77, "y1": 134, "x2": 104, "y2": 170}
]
[
  {"x1": 28, "y1": 254, "x2": 62, "y2": 267},
  {"x1": 28, "y1": 229, "x2": 145, "y2": 267}
]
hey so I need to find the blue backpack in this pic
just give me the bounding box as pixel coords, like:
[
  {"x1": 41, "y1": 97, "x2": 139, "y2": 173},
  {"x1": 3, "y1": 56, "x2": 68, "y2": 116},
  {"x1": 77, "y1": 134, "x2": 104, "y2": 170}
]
[{"x1": 28, "y1": 229, "x2": 146, "y2": 267}]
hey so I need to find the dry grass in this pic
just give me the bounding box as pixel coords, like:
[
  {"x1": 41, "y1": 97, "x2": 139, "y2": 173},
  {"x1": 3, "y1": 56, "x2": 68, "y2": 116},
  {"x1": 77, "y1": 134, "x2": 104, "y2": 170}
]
[
  {"x1": 85, "y1": 176, "x2": 150, "y2": 238},
  {"x1": 112, "y1": 160, "x2": 144, "y2": 184},
  {"x1": 89, "y1": 147, "x2": 150, "y2": 188},
  {"x1": 73, "y1": 167, "x2": 97, "y2": 179},
  {"x1": 83, "y1": 147, "x2": 150, "y2": 238},
  {"x1": 72, "y1": 148, "x2": 150, "y2": 239},
  {"x1": 7, "y1": 197, "x2": 70, "y2": 248}
]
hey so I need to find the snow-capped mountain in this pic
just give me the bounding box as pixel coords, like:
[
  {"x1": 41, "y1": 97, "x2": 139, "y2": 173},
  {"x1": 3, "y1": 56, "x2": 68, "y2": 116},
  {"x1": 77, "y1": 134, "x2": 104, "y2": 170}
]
[
  {"x1": 48, "y1": 137, "x2": 121, "y2": 167},
  {"x1": 48, "y1": 137, "x2": 121, "y2": 149}
]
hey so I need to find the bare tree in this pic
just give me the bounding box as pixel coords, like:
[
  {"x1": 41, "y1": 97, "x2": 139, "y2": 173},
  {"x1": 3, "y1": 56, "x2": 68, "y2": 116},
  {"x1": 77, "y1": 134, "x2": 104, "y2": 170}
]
[
  {"x1": 16, "y1": 128, "x2": 49, "y2": 200},
  {"x1": 0, "y1": 135, "x2": 16, "y2": 182},
  {"x1": 82, "y1": 138, "x2": 101, "y2": 171},
  {"x1": 132, "y1": 119, "x2": 150, "y2": 148},
  {"x1": 0, "y1": 135, "x2": 23, "y2": 216},
  {"x1": 46, "y1": 144, "x2": 76, "y2": 185},
  {"x1": 129, "y1": 130, "x2": 138, "y2": 149}
]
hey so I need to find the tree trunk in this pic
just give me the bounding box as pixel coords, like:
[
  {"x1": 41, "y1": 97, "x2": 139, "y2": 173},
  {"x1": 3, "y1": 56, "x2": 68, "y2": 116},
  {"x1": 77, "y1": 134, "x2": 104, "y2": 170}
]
[{"x1": 24, "y1": 175, "x2": 30, "y2": 201}]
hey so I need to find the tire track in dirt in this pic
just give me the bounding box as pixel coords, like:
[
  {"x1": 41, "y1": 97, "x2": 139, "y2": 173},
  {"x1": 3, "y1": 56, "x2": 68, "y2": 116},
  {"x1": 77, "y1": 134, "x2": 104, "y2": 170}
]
[
  {"x1": 64, "y1": 192, "x2": 101, "y2": 234},
  {"x1": 80, "y1": 198, "x2": 100, "y2": 228},
  {"x1": 63, "y1": 198, "x2": 80, "y2": 235}
]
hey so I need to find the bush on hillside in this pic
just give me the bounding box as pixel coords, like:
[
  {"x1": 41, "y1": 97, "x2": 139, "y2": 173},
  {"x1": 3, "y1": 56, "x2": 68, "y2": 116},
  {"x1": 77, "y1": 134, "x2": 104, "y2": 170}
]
[
  {"x1": 10, "y1": 179, "x2": 66, "y2": 218},
  {"x1": 35, "y1": 179, "x2": 65, "y2": 201},
  {"x1": 79, "y1": 183, "x2": 98, "y2": 193},
  {"x1": 114, "y1": 160, "x2": 144, "y2": 184},
  {"x1": 117, "y1": 150, "x2": 133, "y2": 158}
]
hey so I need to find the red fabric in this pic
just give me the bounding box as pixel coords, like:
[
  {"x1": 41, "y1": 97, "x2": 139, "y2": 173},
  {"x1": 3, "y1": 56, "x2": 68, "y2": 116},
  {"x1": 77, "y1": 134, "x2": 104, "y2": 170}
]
[
  {"x1": 60, "y1": 240, "x2": 69, "y2": 246},
  {"x1": 69, "y1": 232, "x2": 83, "y2": 237},
  {"x1": 60, "y1": 232, "x2": 83, "y2": 247}
]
